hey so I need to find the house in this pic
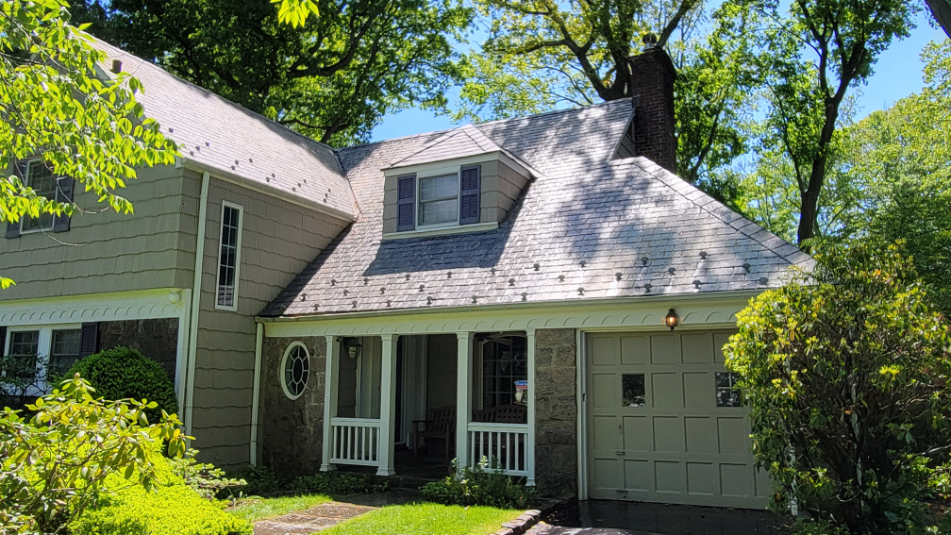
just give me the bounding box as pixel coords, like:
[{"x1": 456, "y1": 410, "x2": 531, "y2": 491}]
[{"x1": 0, "y1": 38, "x2": 812, "y2": 508}]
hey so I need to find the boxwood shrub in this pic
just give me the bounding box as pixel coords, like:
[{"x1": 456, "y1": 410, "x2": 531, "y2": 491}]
[
  {"x1": 65, "y1": 346, "x2": 177, "y2": 422},
  {"x1": 70, "y1": 455, "x2": 251, "y2": 535}
]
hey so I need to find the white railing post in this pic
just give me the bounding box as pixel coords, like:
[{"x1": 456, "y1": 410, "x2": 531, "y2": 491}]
[
  {"x1": 456, "y1": 332, "x2": 474, "y2": 472},
  {"x1": 321, "y1": 336, "x2": 340, "y2": 472},
  {"x1": 526, "y1": 329, "x2": 536, "y2": 486},
  {"x1": 377, "y1": 334, "x2": 397, "y2": 476}
]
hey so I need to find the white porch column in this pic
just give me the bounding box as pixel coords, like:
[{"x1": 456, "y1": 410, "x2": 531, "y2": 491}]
[
  {"x1": 377, "y1": 334, "x2": 398, "y2": 476},
  {"x1": 455, "y1": 332, "x2": 474, "y2": 472},
  {"x1": 320, "y1": 336, "x2": 340, "y2": 472},
  {"x1": 526, "y1": 329, "x2": 537, "y2": 486}
]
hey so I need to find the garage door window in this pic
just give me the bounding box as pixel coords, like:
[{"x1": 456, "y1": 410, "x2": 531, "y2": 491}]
[
  {"x1": 622, "y1": 374, "x2": 645, "y2": 407},
  {"x1": 715, "y1": 372, "x2": 742, "y2": 407}
]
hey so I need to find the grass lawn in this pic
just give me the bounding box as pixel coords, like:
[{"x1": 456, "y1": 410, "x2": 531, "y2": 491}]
[
  {"x1": 320, "y1": 503, "x2": 518, "y2": 535},
  {"x1": 227, "y1": 494, "x2": 333, "y2": 523}
]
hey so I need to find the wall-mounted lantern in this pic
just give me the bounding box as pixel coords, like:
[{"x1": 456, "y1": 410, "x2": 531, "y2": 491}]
[
  {"x1": 665, "y1": 308, "x2": 679, "y2": 331},
  {"x1": 343, "y1": 337, "x2": 362, "y2": 359}
]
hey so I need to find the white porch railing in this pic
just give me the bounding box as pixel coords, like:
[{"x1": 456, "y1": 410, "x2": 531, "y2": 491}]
[
  {"x1": 466, "y1": 423, "x2": 530, "y2": 477},
  {"x1": 330, "y1": 417, "x2": 381, "y2": 467}
]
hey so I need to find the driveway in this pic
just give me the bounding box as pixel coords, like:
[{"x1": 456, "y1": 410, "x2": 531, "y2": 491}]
[{"x1": 527, "y1": 500, "x2": 792, "y2": 535}]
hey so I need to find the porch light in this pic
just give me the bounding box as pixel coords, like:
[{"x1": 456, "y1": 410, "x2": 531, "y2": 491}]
[
  {"x1": 665, "y1": 308, "x2": 679, "y2": 331},
  {"x1": 343, "y1": 337, "x2": 362, "y2": 359}
]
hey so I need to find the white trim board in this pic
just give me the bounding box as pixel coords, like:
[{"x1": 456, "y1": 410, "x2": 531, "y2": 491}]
[{"x1": 0, "y1": 288, "x2": 189, "y2": 326}]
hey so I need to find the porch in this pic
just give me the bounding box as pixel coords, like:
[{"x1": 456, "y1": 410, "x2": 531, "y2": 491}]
[{"x1": 318, "y1": 332, "x2": 536, "y2": 484}]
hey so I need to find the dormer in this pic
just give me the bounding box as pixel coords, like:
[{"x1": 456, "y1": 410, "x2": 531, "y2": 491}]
[{"x1": 382, "y1": 125, "x2": 533, "y2": 240}]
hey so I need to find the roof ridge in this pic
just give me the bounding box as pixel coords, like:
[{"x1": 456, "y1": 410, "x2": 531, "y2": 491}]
[{"x1": 477, "y1": 99, "x2": 632, "y2": 128}]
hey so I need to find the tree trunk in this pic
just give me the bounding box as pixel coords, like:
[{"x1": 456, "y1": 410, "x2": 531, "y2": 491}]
[{"x1": 797, "y1": 100, "x2": 840, "y2": 245}]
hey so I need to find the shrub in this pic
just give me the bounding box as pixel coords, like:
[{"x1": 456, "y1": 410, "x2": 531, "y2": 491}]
[
  {"x1": 789, "y1": 519, "x2": 850, "y2": 535},
  {"x1": 725, "y1": 240, "x2": 951, "y2": 533},
  {"x1": 65, "y1": 346, "x2": 178, "y2": 422},
  {"x1": 420, "y1": 458, "x2": 533, "y2": 509},
  {"x1": 0, "y1": 375, "x2": 187, "y2": 534},
  {"x1": 288, "y1": 471, "x2": 386, "y2": 496},
  {"x1": 233, "y1": 465, "x2": 282, "y2": 496},
  {"x1": 70, "y1": 455, "x2": 251, "y2": 535},
  {"x1": 171, "y1": 449, "x2": 247, "y2": 501}
]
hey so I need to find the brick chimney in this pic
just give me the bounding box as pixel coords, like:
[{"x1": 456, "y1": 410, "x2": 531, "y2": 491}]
[{"x1": 627, "y1": 46, "x2": 677, "y2": 174}]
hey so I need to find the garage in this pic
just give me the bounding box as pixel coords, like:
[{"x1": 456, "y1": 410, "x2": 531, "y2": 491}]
[{"x1": 585, "y1": 331, "x2": 770, "y2": 509}]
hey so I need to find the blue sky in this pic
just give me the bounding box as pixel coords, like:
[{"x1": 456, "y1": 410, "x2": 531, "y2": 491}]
[{"x1": 371, "y1": 11, "x2": 947, "y2": 142}]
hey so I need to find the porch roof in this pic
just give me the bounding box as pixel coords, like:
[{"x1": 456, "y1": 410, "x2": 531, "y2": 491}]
[{"x1": 262, "y1": 100, "x2": 812, "y2": 318}]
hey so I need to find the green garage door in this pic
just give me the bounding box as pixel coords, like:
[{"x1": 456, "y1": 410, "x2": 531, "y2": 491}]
[{"x1": 586, "y1": 331, "x2": 770, "y2": 509}]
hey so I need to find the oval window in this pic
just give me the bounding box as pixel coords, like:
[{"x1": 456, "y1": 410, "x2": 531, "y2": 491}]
[{"x1": 281, "y1": 342, "x2": 310, "y2": 400}]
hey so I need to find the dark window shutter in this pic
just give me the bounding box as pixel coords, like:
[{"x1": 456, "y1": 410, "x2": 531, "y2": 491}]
[
  {"x1": 52, "y1": 177, "x2": 74, "y2": 233},
  {"x1": 396, "y1": 174, "x2": 416, "y2": 232},
  {"x1": 459, "y1": 165, "x2": 481, "y2": 225},
  {"x1": 0, "y1": 327, "x2": 6, "y2": 355},
  {"x1": 5, "y1": 161, "x2": 28, "y2": 239},
  {"x1": 79, "y1": 322, "x2": 99, "y2": 357}
]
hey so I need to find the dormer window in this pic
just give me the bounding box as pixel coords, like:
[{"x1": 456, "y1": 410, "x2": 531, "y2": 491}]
[
  {"x1": 396, "y1": 165, "x2": 482, "y2": 233},
  {"x1": 419, "y1": 174, "x2": 459, "y2": 226}
]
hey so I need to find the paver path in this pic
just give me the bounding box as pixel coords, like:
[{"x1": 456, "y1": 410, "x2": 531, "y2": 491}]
[{"x1": 253, "y1": 489, "x2": 420, "y2": 535}]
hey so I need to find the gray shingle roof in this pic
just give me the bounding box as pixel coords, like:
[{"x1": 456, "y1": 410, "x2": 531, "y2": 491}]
[
  {"x1": 388, "y1": 124, "x2": 501, "y2": 169},
  {"x1": 91, "y1": 39, "x2": 357, "y2": 218},
  {"x1": 263, "y1": 99, "x2": 811, "y2": 317}
]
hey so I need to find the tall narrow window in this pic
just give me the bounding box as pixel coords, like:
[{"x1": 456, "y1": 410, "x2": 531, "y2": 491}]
[
  {"x1": 216, "y1": 202, "x2": 243, "y2": 310},
  {"x1": 21, "y1": 160, "x2": 57, "y2": 232}
]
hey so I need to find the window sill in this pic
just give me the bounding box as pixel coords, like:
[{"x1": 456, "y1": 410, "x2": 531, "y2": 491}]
[{"x1": 382, "y1": 222, "x2": 499, "y2": 241}]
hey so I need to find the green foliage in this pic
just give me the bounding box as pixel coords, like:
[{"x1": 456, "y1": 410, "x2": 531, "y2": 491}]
[
  {"x1": 420, "y1": 458, "x2": 533, "y2": 509},
  {"x1": 725, "y1": 240, "x2": 951, "y2": 533},
  {"x1": 171, "y1": 449, "x2": 247, "y2": 501},
  {"x1": 789, "y1": 519, "x2": 851, "y2": 535},
  {"x1": 0, "y1": 375, "x2": 188, "y2": 534},
  {"x1": 272, "y1": 0, "x2": 319, "y2": 27},
  {"x1": 70, "y1": 0, "x2": 471, "y2": 146},
  {"x1": 0, "y1": 0, "x2": 178, "y2": 288},
  {"x1": 287, "y1": 471, "x2": 386, "y2": 496},
  {"x1": 227, "y1": 494, "x2": 331, "y2": 523},
  {"x1": 70, "y1": 454, "x2": 251, "y2": 535},
  {"x1": 65, "y1": 346, "x2": 178, "y2": 423},
  {"x1": 234, "y1": 464, "x2": 282, "y2": 496}
]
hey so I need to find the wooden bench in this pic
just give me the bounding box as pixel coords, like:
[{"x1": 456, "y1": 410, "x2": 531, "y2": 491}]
[{"x1": 412, "y1": 407, "x2": 455, "y2": 458}]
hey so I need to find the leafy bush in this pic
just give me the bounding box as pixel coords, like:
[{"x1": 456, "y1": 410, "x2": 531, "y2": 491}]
[
  {"x1": 65, "y1": 346, "x2": 178, "y2": 422},
  {"x1": 0, "y1": 375, "x2": 187, "y2": 534},
  {"x1": 420, "y1": 458, "x2": 533, "y2": 509},
  {"x1": 288, "y1": 471, "x2": 386, "y2": 496},
  {"x1": 725, "y1": 240, "x2": 951, "y2": 533},
  {"x1": 789, "y1": 519, "x2": 850, "y2": 535},
  {"x1": 171, "y1": 449, "x2": 247, "y2": 501},
  {"x1": 233, "y1": 465, "x2": 282, "y2": 496},
  {"x1": 70, "y1": 455, "x2": 251, "y2": 535}
]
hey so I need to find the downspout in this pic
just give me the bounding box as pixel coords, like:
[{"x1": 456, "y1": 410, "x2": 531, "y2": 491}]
[
  {"x1": 184, "y1": 171, "x2": 211, "y2": 437},
  {"x1": 250, "y1": 322, "x2": 264, "y2": 465}
]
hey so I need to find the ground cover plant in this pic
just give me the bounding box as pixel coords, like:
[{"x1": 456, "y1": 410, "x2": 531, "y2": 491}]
[
  {"x1": 318, "y1": 503, "x2": 518, "y2": 535},
  {"x1": 725, "y1": 240, "x2": 951, "y2": 533},
  {"x1": 234, "y1": 464, "x2": 385, "y2": 497},
  {"x1": 420, "y1": 458, "x2": 533, "y2": 509}
]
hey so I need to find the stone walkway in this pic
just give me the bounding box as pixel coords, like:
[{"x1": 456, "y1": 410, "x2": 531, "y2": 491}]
[{"x1": 253, "y1": 489, "x2": 420, "y2": 535}]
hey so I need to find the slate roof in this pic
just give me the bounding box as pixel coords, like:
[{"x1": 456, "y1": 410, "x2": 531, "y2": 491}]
[
  {"x1": 91, "y1": 39, "x2": 357, "y2": 217},
  {"x1": 388, "y1": 124, "x2": 502, "y2": 169},
  {"x1": 262, "y1": 99, "x2": 812, "y2": 317}
]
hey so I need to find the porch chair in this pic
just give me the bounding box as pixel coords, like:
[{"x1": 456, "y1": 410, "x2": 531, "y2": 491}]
[{"x1": 412, "y1": 406, "x2": 456, "y2": 459}]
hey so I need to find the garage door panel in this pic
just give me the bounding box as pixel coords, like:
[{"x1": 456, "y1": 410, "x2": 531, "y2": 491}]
[
  {"x1": 587, "y1": 330, "x2": 766, "y2": 510},
  {"x1": 620, "y1": 336, "x2": 650, "y2": 365},
  {"x1": 622, "y1": 416, "x2": 652, "y2": 452},
  {"x1": 652, "y1": 417, "x2": 685, "y2": 453},
  {"x1": 651, "y1": 372, "x2": 682, "y2": 408}
]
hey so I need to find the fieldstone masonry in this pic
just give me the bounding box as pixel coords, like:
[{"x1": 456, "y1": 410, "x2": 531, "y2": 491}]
[
  {"x1": 259, "y1": 336, "x2": 326, "y2": 477},
  {"x1": 534, "y1": 328, "x2": 578, "y2": 497}
]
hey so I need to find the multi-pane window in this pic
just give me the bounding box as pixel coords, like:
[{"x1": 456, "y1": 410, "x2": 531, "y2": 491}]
[
  {"x1": 5, "y1": 331, "x2": 40, "y2": 382},
  {"x1": 216, "y1": 203, "x2": 243, "y2": 310},
  {"x1": 48, "y1": 329, "x2": 82, "y2": 378},
  {"x1": 22, "y1": 161, "x2": 57, "y2": 232},
  {"x1": 479, "y1": 335, "x2": 527, "y2": 410},
  {"x1": 418, "y1": 175, "x2": 458, "y2": 226},
  {"x1": 715, "y1": 372, "x2": 743, "y2": 407}
]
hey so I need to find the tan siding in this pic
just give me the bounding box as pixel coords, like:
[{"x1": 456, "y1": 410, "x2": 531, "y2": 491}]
[
  {"x1": 0, "y1": 164, "x2": 188, "y2": 300},
  {"x1": 191, "y1": 175, "x2": 349, "y2": 468}
]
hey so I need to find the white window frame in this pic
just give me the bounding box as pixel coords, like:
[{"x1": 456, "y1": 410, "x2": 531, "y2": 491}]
[
  {"x1": 280, "y1": 341, "x2": 310, "y2": 400},
  {"x1": 2, "y1": 324, "x2": 82, "y2": 396},
  {"x1": 415, "y1": 171, "x2": 460, "y2": 229},
  {"x1": 19, "y1": 159, "x2": 58, "y2": 234},
  {"x1": 214, "y1": 201, "x2": 244, "y2": 312}
]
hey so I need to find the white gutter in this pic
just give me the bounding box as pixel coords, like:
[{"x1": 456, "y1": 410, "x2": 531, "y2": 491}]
[
  {"x1": 250, "y1": 322, "x2": 264, "y2": 465},
  {"x1": 184, "y1": 170, "x2": 211, "y2": 436}
]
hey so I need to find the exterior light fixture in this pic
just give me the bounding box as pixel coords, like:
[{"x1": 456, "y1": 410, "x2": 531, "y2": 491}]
[
  {"x1": 343, "y1": 337, "x2": 362, "y2": 359},
  {"x1": 665, "y1": 308, "x2": 679, "y2": 331}
]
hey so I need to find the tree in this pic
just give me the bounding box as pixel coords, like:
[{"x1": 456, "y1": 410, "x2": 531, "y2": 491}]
[
  {"x1": 456, "y1": 0, "x2": 758, "y2": 187},
  {"x1": 273, "y1": 0, "x2": 319, "y2": 27},
  {"x1": 0, "y1": 0, "x2": 178, "y2": 289},
  {"x1": 724, "y1": 0, "x2": 918, "y2": 245},
  {"x1": 70, "y1": 0, "x2": 472, "y2": 146},
  {"x1": 725, "y1": 240, "x2": 951, "y2": 533}
]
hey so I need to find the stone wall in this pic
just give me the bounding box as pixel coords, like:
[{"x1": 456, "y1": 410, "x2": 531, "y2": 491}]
[
  {"x1": 259, "y1": 336, "x2": 326, "y2": 477},
  {"x1": 98, "y1": 319, "x2": 179, "y2": 380},
  {"x1": 534, "y1": 328, "x2": 577, "y2": 497}
]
